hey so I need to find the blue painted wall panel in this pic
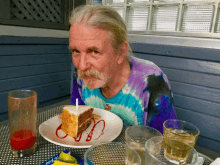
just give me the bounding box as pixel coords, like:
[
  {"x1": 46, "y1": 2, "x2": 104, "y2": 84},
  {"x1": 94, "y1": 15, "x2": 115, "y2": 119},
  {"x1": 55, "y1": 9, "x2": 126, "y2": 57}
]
[
  {"x1": 0, "y1": 36, "x2": 72, "y2": 122},
  {"x1": 0, "y1": 63, "x2": 70, "y2": 80},
  {"x1": 0, "y1": 54, "x2": 71, "y2": 67},
  {"x1": 130, "y1": 42, "x2": 220, "y2": 62},
  {"x1": 0, "y1": 71, "x2": 71, "y2": 92},
  {"x1": 174, "y1": 94, "x2": 220, "y2": 118},
  {"x1": 134, "y1": 52, "x2": 220, "y2": 75},
  {"x1": 0, "y1": 36, "x2": 69, "y2": 44},
  {"x1": 0, "y1": 45, "x2": 69, "y2": 55}
]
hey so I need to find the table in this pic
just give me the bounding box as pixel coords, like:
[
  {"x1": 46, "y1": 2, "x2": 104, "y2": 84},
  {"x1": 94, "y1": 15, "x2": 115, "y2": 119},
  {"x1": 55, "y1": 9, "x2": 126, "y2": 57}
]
[{"x1": 0, "y1": 105, "x2": 214, "y2": 165}]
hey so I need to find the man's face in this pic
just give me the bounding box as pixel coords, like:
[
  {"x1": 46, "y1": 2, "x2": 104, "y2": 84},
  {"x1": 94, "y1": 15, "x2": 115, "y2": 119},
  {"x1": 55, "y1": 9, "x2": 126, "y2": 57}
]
[{"x1": 69, "y1": 23, "x2": 119, "y2": 90}]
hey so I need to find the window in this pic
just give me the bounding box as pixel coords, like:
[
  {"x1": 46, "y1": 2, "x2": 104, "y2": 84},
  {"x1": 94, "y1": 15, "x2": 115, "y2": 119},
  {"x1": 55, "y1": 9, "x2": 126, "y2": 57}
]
[
  {"x1": 87, "y1": 0, "x2": 220, "y2": 38},
  {"x1": 0, "y1": 0, "x2": 73, "y2": 30}
]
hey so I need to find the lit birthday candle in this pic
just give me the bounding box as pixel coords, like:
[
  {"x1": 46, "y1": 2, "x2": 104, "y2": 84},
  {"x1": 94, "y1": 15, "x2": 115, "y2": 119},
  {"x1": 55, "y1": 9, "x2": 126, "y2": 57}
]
[{"x1": 76, "y1": 98, "x2": 78, "y2": 110}]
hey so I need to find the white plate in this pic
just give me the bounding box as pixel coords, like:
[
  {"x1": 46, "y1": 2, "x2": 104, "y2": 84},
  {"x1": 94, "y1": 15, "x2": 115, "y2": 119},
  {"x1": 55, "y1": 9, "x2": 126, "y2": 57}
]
[{"x1": 39, "y1": 108, "x2": 123, "y2": 148}]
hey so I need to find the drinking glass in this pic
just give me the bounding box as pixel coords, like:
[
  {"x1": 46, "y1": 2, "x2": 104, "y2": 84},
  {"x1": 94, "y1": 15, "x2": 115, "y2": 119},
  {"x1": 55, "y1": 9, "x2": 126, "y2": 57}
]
[
  {"x1": 163, "y1": 119, "x2": 200, "y2": 147},
  {"x1": 163, "y1": 119, "x2": 200, "y2": 163},
  {"x1": 145, "y1": 136, "x2": 198, "y2": 165},
  {"x1": 84, "y1": 142, "x2": 141, "y2": 165},
  {"x1": 8, "y1": 90, "x2": 37, "y2": 157},
  {"x1": 125, "y1": 125, "x2": 162, "y2": 165}
]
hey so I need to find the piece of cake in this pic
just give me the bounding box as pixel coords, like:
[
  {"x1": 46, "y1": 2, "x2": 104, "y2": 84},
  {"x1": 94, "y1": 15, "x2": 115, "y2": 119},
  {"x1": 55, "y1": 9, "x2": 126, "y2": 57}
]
[{"x1": 61, "y1": 105, "x2": 94, "y2": 138}]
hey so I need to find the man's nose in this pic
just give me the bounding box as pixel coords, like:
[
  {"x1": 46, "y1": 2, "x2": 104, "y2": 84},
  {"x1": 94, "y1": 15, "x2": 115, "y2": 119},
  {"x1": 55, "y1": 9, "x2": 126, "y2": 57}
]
[{"x1": 78, "y1": 54, "x2": 89, "y2": 71}]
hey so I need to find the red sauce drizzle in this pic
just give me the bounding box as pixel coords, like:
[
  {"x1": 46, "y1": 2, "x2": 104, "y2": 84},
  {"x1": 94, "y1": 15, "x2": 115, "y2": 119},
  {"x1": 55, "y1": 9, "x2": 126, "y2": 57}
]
[
  {"x1": 86, "y1": 118, "x2": 105, "y2": 142},
  {"x1": 55, "y1": 118, "x2": 105, "y2": 142},
  {"x1": 56, "y1": 124, "x2": 68, "y2": 139},
  {"x1": 73, "y1": 132, "x2": 82, "y2": 142}
]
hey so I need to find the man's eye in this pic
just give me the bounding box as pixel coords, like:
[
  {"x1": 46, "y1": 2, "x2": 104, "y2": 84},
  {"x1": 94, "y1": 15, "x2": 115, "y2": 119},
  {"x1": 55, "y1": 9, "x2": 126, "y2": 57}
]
[
  {"x1": 72, "y1": 50, "x2": 80, "y2": 53},
  {"x1": 71, "y1": 50, "x2": 80, "y2": 55},
  {"x1": 92, "y1": 50, "x2": 99, "y2": 54}
]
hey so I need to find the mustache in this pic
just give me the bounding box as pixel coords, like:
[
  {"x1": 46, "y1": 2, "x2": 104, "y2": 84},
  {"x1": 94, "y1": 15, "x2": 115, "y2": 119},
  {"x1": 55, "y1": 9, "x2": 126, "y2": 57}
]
[{"x1": 77, "y1": 69, "x2": 103, "y2": 79}]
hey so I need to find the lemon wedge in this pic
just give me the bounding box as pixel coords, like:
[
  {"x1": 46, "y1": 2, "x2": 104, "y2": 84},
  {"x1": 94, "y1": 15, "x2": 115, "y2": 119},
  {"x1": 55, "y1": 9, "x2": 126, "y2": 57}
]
[
  {"x1": 59, "y1": 152, "x2": 77, "y2": 163},
  {"x1": 53, "y1": 160, "x2": 79, "y2": 165}
]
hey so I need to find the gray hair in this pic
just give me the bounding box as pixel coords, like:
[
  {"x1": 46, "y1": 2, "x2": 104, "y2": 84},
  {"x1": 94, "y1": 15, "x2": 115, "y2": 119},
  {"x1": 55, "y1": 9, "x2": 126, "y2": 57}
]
[{"x1": 69, "y1": 4, "x2": 133, "y2": 57}]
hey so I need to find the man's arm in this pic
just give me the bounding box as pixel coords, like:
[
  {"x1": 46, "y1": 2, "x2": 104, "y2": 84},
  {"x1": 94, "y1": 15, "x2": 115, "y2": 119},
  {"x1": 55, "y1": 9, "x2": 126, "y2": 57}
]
[{"x1": 144, "y1": 74, "x2": 177, "y2": 133}]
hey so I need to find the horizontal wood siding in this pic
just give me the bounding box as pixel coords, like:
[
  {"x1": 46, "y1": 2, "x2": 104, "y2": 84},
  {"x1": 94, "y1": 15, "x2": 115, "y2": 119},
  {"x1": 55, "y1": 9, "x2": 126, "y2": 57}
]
[
  {"x1": 130, "y1": 42, "x2": 220, "y2": 152},
  {"x1": 0, "y1": 36, "x2": 72, "y2": 122}
]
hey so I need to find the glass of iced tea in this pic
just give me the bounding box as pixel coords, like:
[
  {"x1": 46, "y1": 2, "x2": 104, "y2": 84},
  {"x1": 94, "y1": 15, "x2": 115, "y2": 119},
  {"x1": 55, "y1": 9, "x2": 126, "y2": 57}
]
[
  {"x1": 125, "y1": 125, "x2": 162, "y2": 165},
  {"x1": 163, "y1": 119, "x2": 200, "y2": 164},
  {"x1": 145, "y1": 136, "x2": 198, "y2": 165},
  {"x1": 8, "y1": 90, "x2": 37, "y2": 157}
]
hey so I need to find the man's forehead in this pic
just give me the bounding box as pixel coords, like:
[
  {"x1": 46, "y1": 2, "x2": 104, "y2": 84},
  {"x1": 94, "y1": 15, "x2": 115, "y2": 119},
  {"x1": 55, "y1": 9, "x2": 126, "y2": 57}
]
[{"x1": 69, "y1": 23, "x2": 109, "y2": 40}]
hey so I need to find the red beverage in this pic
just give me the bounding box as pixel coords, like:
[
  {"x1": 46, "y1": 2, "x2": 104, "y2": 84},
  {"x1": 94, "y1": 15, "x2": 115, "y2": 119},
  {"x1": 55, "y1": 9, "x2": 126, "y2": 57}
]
[{"x1": 10, "y1": 129, "x2": 36, "y2": 150}]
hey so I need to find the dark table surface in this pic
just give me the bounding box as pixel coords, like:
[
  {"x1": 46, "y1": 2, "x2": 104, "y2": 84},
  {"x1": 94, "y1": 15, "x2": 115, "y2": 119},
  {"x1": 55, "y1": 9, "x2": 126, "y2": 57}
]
[{"x1": 0, "y1": 99, "x2": 218, "y2": 165}]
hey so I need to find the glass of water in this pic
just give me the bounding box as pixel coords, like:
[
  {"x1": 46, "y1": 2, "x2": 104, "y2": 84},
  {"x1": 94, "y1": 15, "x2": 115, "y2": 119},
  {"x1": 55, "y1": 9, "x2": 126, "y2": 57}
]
[
  {"x1": 84, "y1": 142, "x2": 141, "y2": 165},
  {"x1": 125, "y1": 125, "x2": 162, "y2": 165}
]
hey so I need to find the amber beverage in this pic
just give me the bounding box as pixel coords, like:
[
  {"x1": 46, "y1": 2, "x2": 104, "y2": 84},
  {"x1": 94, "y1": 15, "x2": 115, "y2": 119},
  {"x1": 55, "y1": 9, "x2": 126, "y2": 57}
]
[
  {"x1": 163, "y1": 119, "x2": 200, "y2": 164},
  {"x1": 145, "y1": 136, "x2": 198, "y2": 165}
]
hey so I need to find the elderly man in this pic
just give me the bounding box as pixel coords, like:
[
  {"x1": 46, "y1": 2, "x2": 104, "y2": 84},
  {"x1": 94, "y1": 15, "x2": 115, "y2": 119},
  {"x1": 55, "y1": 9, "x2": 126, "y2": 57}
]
[{"x1": 69, "y1": 5, "x2": 177, "y2": 133}]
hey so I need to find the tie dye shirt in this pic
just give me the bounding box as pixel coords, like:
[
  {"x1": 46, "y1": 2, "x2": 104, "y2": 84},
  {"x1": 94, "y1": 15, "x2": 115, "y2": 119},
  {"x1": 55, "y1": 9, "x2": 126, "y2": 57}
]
[{"x1": 70, "y1": 56, "x2": 177, "y2": 133}]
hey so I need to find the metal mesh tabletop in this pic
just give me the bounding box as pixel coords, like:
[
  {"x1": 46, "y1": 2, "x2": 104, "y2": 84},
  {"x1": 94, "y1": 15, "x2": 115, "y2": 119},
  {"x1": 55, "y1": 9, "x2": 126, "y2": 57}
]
[{"x1": 0, "y1": 106, "x2": 214, "y2": 165}]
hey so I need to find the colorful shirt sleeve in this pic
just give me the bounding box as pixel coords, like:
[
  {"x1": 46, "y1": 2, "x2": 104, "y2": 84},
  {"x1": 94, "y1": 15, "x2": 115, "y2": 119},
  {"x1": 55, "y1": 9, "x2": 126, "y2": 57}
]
[
  {"x1": 143, "y1": 73, "x2": 177, "y2": 133},
  {"x1": 70, "y1": 69, "x2": 85, "y2": 106}
]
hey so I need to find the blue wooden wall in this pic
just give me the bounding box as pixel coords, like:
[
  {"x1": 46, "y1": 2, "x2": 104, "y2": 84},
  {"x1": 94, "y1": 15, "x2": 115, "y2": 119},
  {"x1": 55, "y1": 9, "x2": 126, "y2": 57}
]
[
  {"x1": 0, "y1": 36, "x2": 72, "y2": 122},
  {"x1": 130, "y1": 42, "x2": 220, "y2": 152}
]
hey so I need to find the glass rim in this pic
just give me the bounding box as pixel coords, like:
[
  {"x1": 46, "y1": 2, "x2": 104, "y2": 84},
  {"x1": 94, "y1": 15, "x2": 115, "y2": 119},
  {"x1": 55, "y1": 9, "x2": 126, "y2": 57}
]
[
  {"x1": 8, "y1": 90, "x2": 37, "y2": 99},
  {"x1": 125, "y1": 125, "x2": 162, "y2": 141},
  {"x1": 163, "y1": 119, "x2": 200, "y2": 135},
  {"x1": 84, "y1": 141, "x2": 141, "y2": 164},
  {"x1": 145, "y1": 136, "x2": 199, "y2": 165}
]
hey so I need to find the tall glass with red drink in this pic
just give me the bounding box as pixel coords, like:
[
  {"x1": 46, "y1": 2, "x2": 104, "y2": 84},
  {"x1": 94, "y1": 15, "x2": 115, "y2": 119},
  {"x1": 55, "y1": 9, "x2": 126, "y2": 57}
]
[{"x1": 8, "y1": 90, "x2": 37, "y2": 157}]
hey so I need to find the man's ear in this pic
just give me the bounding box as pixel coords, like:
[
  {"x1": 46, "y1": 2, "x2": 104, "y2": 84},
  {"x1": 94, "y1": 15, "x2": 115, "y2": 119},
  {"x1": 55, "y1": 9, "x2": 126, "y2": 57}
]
[{"x1": 117, "y1": 41, "x2": 129, "y2": 64}]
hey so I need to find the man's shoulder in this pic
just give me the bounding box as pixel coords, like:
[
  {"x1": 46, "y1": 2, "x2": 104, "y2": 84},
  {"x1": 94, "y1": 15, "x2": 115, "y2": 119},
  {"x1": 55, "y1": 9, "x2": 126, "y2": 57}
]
[{"x1": 129, "y1": 56, "x2": 162, "y2": 77}]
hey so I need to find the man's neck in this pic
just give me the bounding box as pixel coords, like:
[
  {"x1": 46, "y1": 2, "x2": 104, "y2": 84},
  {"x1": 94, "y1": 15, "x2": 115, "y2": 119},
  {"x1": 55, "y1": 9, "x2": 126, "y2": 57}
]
[{"x1": 101, "y1": 57, "x2": 131, "y2": 99}]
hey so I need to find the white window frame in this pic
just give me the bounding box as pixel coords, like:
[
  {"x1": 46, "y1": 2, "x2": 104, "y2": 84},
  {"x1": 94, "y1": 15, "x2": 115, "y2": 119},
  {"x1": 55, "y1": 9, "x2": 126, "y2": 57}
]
[{"x1": 87, "y1": 0, "x2": 220, "y2": 39}]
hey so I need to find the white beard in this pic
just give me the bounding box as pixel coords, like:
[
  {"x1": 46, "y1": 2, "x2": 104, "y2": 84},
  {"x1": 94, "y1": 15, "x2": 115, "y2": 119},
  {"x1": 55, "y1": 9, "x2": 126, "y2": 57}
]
[
  {"x1": 83, "y1": 77, "x2": 108, "y2": 90},
  {"x1": 77, "y1": 69, "x2": 111, "y2": 90}
]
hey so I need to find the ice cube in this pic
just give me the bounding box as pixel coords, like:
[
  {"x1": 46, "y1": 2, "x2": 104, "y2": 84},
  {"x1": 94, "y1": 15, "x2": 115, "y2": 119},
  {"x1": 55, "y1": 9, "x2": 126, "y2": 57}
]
[{"x1": 171, "y1": 129, "x2": 192, "y2": 136}]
